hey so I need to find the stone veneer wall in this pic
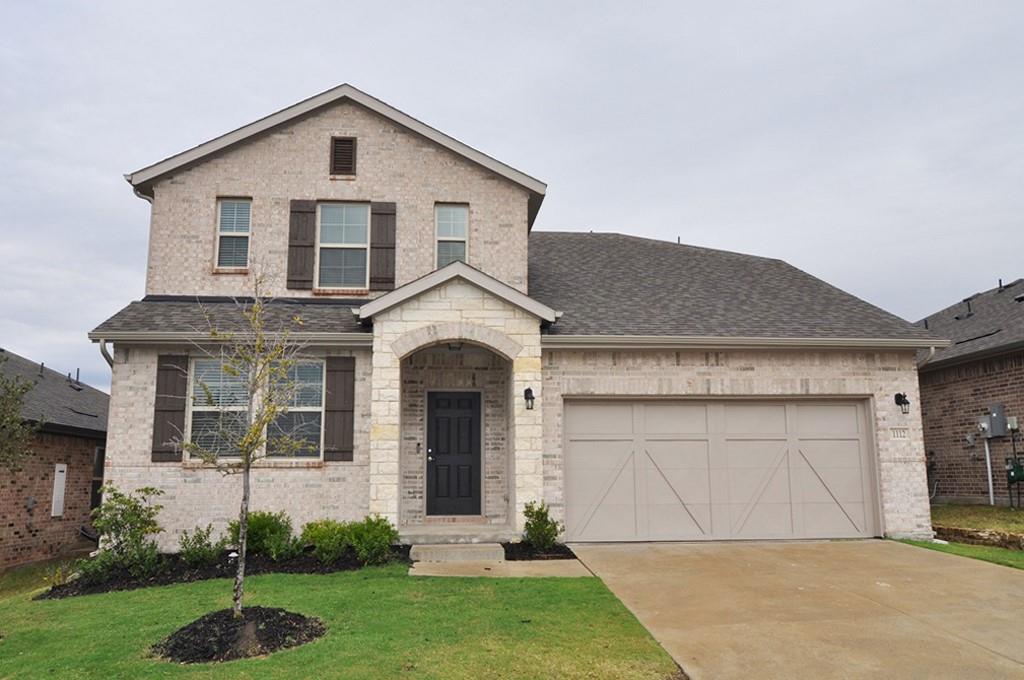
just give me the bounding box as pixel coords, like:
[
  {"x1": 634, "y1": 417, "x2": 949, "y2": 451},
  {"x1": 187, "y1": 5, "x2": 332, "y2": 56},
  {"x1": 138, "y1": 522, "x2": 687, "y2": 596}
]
[
  {"x1": 369, "y1": 278, "x2": 543, "y2": 529},
  {"x1": 1, "y1": 431, "x2": 99, "y2": 570},
  {"x1": 919, "y1": 350, "x2": 1024, "y2": 505},
  {"x1": 399, "y1": 346, "x2": 510, "y2": 526},
  {"x1": 103, "y1": 345, "x2": 372, "y2": 551},
  {"x1": 144, "y1": 100, "x2": 531, "y2": 297},
  {"x1": 540, "y1": 348, "x2": 933, "y2": 539}
]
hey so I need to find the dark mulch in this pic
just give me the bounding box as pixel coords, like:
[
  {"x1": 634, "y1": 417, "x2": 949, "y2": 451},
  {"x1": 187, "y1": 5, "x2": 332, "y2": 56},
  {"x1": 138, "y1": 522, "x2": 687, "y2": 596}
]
[
  {"x1": 502, "y1": 542, "x2": 576, "y2": 561},
  {"x1": 35, "y1": 545, "x2": 412, "y2": 601},
  {"x1": 151, "y1": 606, "x2": 326, "y2": 664}
]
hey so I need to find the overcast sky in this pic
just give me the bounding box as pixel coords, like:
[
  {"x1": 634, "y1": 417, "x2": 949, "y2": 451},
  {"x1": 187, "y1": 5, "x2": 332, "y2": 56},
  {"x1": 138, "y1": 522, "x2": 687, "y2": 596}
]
[{"x1": 2, "y1": 1, "x2": 1023, "y2": 391}]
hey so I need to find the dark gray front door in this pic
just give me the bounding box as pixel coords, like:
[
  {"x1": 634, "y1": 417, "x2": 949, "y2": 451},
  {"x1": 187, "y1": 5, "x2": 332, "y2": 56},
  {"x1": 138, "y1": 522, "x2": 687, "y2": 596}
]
[{"x1": 426, "y1": 392, "x2": 482, "y2": 515}]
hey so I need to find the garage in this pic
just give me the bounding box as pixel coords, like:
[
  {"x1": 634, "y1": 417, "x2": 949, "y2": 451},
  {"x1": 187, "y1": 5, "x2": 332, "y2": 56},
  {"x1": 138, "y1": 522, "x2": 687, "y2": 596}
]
[{"x1": 563, "y1": 400, "x2": 880, "y2": 541}]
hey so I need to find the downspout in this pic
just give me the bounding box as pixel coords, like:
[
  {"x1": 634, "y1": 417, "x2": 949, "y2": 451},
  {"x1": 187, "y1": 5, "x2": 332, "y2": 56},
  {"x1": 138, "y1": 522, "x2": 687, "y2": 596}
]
[
  {"x1": 917, "y1": 345, "x2": 937, "y2": 369},
  {"x1": 98, "y1": 339, "x2": 115, "y2": 368}
]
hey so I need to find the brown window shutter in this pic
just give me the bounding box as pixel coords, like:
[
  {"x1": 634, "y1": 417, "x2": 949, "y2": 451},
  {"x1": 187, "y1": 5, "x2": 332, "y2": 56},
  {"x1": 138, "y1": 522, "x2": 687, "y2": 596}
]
[
  {"x1": 152, "y1": 355, "x2": 188, "y2": 462},
  {"x1": 287, "y1": 199, "x2": 316, "y2": 290},
  {"x1": 369, "y1": 202, "x2": 396, "y2": 291},
  {"x1": 330, "y1": 137, "x2": 356, "y2": 175},
  {"x1": 324, "y1": 356, "x2": 356, "y2": 461}
]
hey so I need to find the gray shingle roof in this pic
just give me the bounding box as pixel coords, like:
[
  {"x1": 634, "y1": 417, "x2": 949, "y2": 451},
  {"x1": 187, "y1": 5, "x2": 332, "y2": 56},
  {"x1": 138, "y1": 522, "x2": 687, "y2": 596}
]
[
  {"x1": 528, "y1": 232, "x2": 937, "y2": 340},
  {"x1": 917, "y1": 278, "x2": 1024, "y2": 368},
  {"x1": 0, "y1": 348, "x2": 109, "y2": 437},
  {"x1": 91, "y1": 296, "x2": 369, "y2": 337}
]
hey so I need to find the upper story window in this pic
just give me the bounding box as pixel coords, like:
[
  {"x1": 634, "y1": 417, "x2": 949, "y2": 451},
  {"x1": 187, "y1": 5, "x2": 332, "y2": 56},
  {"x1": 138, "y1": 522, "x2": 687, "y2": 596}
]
[
  {"x1": 316, "y1": 203, "x2": 370, "y2": 289},
  {"x1": 215, "y1": 199, "x2": 251, "y2": 269},
  {"x1": 330, "y1": 137, "x2": 357, "y2": 175},
  {"x1": 436, "y1": 204, "x2": 468, "y2": 268}
]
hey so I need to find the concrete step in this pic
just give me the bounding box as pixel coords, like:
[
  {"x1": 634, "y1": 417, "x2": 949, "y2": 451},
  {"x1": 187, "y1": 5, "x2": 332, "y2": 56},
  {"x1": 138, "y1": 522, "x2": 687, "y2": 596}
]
[{"x1": 409, "y1": 543, "x2": 505, "y2": 563}]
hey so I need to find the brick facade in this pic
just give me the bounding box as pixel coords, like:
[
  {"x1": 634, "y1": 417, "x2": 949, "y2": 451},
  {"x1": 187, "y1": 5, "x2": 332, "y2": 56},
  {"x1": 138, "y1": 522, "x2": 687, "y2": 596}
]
[
  {"x1": 541, "y1": 348, "x2": 933, "y2": 539},
  {"x1": 1, "y1": 431, "x2": 100, "y2": 570},
  {"x1": 145, "y1": 100, "x2": 531, "y2": 298},
  {"x1": 919, "y1": 350, "x2": 1024, "y2": 504}
]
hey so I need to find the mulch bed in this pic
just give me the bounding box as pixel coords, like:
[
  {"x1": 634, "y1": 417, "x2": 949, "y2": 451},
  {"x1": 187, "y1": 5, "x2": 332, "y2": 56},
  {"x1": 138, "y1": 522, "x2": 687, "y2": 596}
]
[
  {"x1": 35, "y1": 545, "x2": 412, "y2": 601},
  {"x1": 151, "y1": 606, "x2": 325, "y2": 663},
  {"x1": 501, "y1": 542, "x2": 576, "y2": 561},
  {"x1": 933, "y1": 525, "x2": 1024, "y2": 550}
]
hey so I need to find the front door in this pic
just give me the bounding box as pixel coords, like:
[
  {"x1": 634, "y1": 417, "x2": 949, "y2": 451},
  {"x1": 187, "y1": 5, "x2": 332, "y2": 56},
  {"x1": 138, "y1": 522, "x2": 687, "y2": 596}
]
[{"x1": 426, "y1": 392, "x2": 482, "y2": 515}]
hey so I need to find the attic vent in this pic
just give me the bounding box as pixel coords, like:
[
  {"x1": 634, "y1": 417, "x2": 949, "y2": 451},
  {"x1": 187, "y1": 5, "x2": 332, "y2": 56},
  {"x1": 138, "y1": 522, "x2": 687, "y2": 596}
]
[{"x1": 330, "y1": 137, "x2": 356, "y2": 175}]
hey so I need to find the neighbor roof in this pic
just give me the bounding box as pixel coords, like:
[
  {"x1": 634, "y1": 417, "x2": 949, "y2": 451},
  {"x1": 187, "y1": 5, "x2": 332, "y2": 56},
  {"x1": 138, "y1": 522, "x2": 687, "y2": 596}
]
[
  {"x1": 917, "y1": 278, "x2": 1024, "y2": 369},
  {"x1": 125, "y1": 83, "x2": 547, "y2": 226},
  {"x1": 528, "y1": 232, "x2": 942, "y2": 347},
  {"x1": 89, "y1": 296, "x2": 371, "y2": 344},
  {"x1": 0, "y1": 348, "x2": 109, "y2": 438}
]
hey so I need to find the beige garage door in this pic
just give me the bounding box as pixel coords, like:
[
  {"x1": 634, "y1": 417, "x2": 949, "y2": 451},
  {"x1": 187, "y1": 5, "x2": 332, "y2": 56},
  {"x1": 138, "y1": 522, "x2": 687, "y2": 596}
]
[{"x1": 564, "y1": 400, "x2": 879, "y2": 542}]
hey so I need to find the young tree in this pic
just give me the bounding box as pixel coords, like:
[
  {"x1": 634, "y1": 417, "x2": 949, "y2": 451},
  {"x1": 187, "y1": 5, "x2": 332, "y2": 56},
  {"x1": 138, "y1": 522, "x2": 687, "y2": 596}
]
[
  {"x1": 181, "y1": 276, "x2": 312, "y2": 617},
  {"x1": 0, "y1": 354, "x2": 39, "y2": 471}
]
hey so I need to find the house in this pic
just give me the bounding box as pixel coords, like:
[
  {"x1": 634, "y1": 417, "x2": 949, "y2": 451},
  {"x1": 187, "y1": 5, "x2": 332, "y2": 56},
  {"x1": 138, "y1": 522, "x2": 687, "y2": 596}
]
[
  {"x1": 90, "y1": 84, "x2": 943, "y2": 549},
  {"x1": 918, "y1": 279, "x2": 1024, "y2": 504},
  {"x1": 0, "y1": 349, "x2": 108, "y2": 570}
]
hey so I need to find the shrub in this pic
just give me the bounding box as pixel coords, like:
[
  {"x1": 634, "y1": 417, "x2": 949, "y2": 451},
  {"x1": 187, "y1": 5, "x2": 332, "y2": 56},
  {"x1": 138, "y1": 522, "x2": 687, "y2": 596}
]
[
  {"x1": 75, "y1": 549, "x2": 121, "y2": 586},
  {"x1": 301, "y1": 519, "x2": 352, "y2": 564},
  {"x1": 523, "y1": 501, "x2": 563, "y2": 551},
  {"x1": 179, "y1": 524, "x2": 226, "y2": 569},
  {"x1": 90, "y1": 485, "x2": 165, "y2": 579},
  {"x1": 228, "y1": 510, "x2": 294, "y2": 559},
  {"x1": 348, "y1": 515, "x2": 399, "y2": 565}
]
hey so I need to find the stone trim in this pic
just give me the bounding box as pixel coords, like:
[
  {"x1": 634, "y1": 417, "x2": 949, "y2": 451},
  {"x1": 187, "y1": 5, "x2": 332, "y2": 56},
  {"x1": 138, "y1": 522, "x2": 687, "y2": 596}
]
[{"x1": 391, "y1": 322, "x2": 523, "y2": 361}]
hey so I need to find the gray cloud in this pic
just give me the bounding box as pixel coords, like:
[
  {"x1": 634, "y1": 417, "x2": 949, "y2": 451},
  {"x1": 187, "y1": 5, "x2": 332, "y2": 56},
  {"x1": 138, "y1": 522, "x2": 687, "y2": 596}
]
[{"x1": 2, "y1": 1, "x2": 1022, "y2": 390}]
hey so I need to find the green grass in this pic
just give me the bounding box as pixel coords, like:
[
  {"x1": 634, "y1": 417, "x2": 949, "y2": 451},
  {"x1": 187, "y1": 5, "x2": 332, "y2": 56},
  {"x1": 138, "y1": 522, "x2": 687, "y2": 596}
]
[
  {"x1": 0, "y1": 565, "x2": 679, "y2": 679},
  {"x1": 0, "y1": 559, "x2": 76, "y2": 602},
  {"x1": 930, "y1": 504, "x2": 1024, "y2": 533},
  {"x1": 902, "y1": 539, "x2": 1024, "y2": 570}
]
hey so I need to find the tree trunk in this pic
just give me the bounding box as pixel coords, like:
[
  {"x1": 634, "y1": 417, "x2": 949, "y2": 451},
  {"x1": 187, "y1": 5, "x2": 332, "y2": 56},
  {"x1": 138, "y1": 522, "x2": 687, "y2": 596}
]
[{"x1": 232, "y1": 463, "x2": 251, "y2": 618}]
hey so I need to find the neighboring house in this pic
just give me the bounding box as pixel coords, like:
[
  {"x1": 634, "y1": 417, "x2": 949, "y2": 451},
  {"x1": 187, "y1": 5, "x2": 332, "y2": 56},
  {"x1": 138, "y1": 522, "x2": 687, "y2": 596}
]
[
  {"x1": 918, "y1": 279, "x2": 1024, "y2": 504},
  {"x1": 0, "y1": 349, "x2": 108, "y2": 570},
  {"x1": 90, "y1": 84, "x2": 943, "y2": 549}
]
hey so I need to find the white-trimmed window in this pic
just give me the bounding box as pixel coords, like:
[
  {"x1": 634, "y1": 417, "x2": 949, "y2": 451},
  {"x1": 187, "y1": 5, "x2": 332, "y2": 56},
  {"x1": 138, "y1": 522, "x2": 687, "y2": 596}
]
[
  {"x1": 316, "y1": 203, "x2": 370, "y2": 289},
  {"x1": 215, "y1": 199, "x2": 251, "y2": 269},
  {"x1": 188, "y1": 359, "x2": 249, "y2": 457},
  {"x1": 267, "y1": 361, "x2": 324, "y2": 458},
  {"x1": 436, "y1": 204, "x2": 468, "y2": 268}
]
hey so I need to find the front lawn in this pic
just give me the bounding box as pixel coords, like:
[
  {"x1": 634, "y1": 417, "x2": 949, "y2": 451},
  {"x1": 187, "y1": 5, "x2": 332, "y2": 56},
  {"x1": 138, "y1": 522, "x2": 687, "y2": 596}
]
[
  {"x1": 0, "y1": 564, "x2": 680, "y2": 679},
  {"x1": 930, "y1": 504, "x2": 1024, "y2": 533},
  {"x1": 902, "y1": 539, "x2": 1024, "y2": 570}
]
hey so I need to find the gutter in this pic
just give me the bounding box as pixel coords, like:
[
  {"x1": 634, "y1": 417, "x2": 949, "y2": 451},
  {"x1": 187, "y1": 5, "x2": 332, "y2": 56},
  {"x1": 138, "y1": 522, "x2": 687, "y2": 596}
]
[
  {"x1": 540, "y1": 335, "x2": 951, "y2": 351},
  {"x1": 88, "y1": 331, "x2": 374, "y2": 346}
]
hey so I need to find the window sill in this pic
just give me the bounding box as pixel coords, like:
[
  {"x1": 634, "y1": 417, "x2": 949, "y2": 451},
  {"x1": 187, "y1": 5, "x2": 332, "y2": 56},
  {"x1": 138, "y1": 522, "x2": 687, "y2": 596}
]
[
  {"x1": 329, "y1": 174, "x2": 357, "y2": 182},
  {"x1": 182, "y1": 459, "x2": 325, "y2": 470},
  {"x1": 212, "y1": 267, "x2": 250, "y2": 276},
  {"x1": 313, "y1": 287, "x2": 369, "y2": 296}
]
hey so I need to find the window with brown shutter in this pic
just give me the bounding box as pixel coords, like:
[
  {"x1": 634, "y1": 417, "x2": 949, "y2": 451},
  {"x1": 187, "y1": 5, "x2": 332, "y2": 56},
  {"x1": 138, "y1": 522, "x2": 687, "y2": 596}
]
[
  {"x1": 330, "y1": 137, "x2": 356, "y2": 175},
  {"x1": 369, "y1": 202, "x2": 396, "y2": 290},
  {"x1": 152, "y1": 355, "x2": 188, "y2": 462},
  {"x1": 323, "y1": 356, "x2": 355, "y2": 461},
  {"x1": 287, "y1": 199, "x2": 316, "y2": 289}
]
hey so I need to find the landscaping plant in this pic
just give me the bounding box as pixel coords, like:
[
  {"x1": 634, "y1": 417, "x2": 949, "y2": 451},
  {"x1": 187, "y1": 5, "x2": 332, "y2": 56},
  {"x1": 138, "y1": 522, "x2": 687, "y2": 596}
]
[
  {"x1": 88, "y1": 485, "x2": 165, "y2": 579},
  {"x1": 523, "y1": 501, "x2": 563, "y2": 552},
  {"x1": 181, "y1": 275, "x2": 315, "y2": 617},
  {"x1": 301, "y1": 519, "x2": 352, "y2": 564},
  {"x1": 228, "y1": 511, "x2": 294, "y2": 557},
  {"x1": 348, "y1": 515, "x2": 400, "y2": 565},
  {"x1": 179, "y1": 524, "x2": 227, "y2": 569}
]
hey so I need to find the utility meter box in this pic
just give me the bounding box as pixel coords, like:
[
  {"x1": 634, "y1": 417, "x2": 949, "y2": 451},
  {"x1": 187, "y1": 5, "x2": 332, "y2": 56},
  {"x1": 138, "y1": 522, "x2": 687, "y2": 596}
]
[{"x1": 987, "y1": 404, "x2": 1008, "y2": 438}]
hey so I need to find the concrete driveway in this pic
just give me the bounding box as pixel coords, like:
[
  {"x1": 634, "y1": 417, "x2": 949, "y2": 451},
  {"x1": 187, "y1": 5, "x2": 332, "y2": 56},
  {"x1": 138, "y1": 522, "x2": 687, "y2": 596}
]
[{"x1": 572, "y1": 540, "x2": 1024, "y2": 679}]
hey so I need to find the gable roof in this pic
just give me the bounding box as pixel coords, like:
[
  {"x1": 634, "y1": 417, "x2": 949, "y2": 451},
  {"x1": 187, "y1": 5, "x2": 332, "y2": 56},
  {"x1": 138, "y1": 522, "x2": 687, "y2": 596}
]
[
  {"x1": 917, "y1": 278, "x2": 1024, "y2": 369},
  {"x1": 0, "y1": 348, "x2": 109, "y2": 438},
  {"x1": 528, "y1": 232, "x2": 944, "y2": 348},
  {"x1": 125, "y1": 83, "x2": 547, "y2": 226},
  {"x1": 357, "y1": 261, "x2": 559, "y2": 323}
]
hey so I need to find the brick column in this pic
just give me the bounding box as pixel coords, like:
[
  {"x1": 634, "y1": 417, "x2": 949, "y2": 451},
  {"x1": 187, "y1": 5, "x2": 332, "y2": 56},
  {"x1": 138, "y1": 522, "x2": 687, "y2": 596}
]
[{"x1": 511, "y1": 339, "x2": 544, "y2": 531}]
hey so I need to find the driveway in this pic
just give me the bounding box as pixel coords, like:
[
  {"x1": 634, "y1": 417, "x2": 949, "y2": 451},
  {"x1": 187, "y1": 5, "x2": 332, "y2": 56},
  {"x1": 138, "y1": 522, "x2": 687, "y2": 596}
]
[{"x1": 572, "y1": 540, "x2": 1024, "y2": 679}]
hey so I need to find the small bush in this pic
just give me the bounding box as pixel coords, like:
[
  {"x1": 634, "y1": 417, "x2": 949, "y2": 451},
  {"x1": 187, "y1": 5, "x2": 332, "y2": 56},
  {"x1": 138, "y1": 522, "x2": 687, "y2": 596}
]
[
  {"x1": 348, "y1": 515, "x2": 399, "y2": 565},
  {"x1": 90, "y1": 485, "x2": 165, "y2": 580},
  {"x1": 75, "y1": 550, "x2": 121, "y2": 586},
  {"x1": 523, "y1": 501, "x2": 563, "y2": 551},
  {"x1": 301, "y1": 519, "x2": 352, "y2": 564},
  {"x1": 43, "y1": 560, "x2": 76, "y2": 587},
  {"x1": 179, "y1": 524, "x2": 226, "y2": 569},
  {"x1": 228, "y1": 510, "x2": 294, "y2": 559}
]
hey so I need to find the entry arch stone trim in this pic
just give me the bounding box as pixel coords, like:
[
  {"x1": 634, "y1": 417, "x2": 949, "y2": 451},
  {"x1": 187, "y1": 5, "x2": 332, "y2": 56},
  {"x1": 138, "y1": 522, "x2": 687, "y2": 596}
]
[{"x1": 391, "y1": 322, "x2": 523, "y2": 362}]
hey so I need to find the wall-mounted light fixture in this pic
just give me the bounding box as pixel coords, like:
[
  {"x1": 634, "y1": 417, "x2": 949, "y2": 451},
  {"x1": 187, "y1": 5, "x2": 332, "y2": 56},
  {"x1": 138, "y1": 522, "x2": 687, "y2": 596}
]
[
  {"x1": 523, "y1": 387, "x2": 535, "y2": 410},
  {"x1": 894, "y1": 393, "x2": 911, "y2": 415}
]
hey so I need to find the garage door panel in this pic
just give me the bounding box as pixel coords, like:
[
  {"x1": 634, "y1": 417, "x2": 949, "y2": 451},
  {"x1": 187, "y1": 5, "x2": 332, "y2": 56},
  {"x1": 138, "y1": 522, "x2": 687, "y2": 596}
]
[
  {"x1": 563, "y1": 400, "x2": 878, "y2": 542},
  {"x1": 723, "y1": 403, "x2": 787, "y2": 434},
  {"x1": 642, "y1": 403, "x2": 708, "y2": 434}
]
